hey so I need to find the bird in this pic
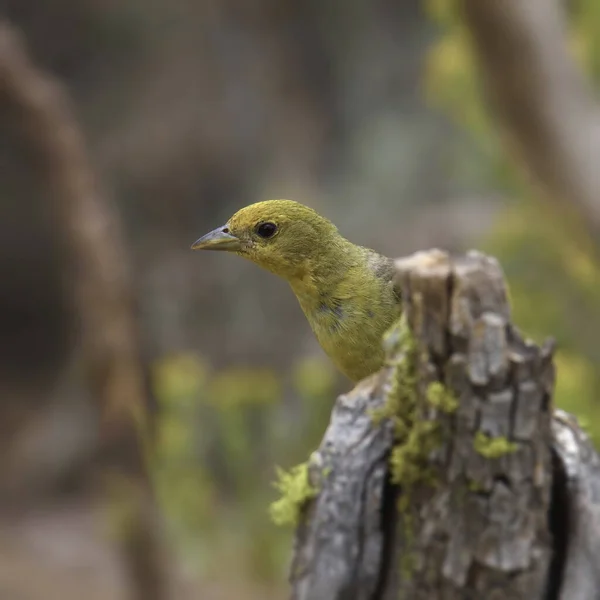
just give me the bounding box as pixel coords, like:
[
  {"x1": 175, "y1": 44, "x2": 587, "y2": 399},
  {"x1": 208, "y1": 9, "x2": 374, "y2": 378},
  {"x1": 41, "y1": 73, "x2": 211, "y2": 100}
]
[{"x1": 191, "y1": 200, "x2": 401, "y2": 382}]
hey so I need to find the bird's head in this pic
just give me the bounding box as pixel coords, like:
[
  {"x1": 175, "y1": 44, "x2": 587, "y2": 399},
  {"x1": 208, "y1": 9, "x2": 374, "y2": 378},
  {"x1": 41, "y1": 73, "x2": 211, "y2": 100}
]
[{"x1": 191, "y1": 200, "x2": 342, "y2": 280}]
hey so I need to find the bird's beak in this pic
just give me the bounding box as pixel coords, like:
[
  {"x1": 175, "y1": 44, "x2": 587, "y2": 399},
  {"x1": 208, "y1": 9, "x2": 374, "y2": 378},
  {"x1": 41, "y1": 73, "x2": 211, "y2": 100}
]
[{"x1": 191, "y1": 226, "x2": 242, "y2": 252}]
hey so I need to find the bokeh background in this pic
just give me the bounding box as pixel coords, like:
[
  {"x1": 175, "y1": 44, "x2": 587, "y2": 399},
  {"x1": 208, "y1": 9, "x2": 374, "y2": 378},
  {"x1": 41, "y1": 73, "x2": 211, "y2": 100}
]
[{"x1": 1, "y1": 0, "x2": 599, "y2": 598}]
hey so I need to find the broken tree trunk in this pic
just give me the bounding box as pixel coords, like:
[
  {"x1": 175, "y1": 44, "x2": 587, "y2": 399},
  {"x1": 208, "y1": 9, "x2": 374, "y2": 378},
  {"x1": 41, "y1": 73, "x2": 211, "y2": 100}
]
[{"x1": 289, "y1": 249, "x2": 600, "y2": 600}]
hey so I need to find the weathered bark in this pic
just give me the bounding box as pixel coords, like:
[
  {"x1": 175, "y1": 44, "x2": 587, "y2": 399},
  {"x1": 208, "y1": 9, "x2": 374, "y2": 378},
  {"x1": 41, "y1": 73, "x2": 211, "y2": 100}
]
[
  {"x1": 0, "y1": 21, "x2": 166, "y2": 600},
  {"x1": 290, "y1": 249, "x2": 600, "y2": 599},
  {"x1": 551, "y1": 410, "x2": 600, "y2": 600},
  {"x1": 459, "y1": 0, "x2": 600, "y2": 239}
]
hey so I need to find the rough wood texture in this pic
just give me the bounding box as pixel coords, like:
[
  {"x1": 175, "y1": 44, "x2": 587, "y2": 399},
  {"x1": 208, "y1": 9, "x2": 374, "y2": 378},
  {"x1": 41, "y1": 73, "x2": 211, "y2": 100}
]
[
  {"x1": 552, "y1": 410, "x2": 600, "y2": 600},
  {"x1": 290, "y1": 249, "x2": 600, "y2": 599}
]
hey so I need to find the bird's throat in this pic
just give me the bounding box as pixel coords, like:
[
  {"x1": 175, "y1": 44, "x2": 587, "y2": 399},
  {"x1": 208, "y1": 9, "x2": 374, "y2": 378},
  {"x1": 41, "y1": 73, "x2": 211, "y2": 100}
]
[
  {"x1": 287, "y1": 245, "x2": 358, "y2": 311},
  {"x1": 285, "y1": 243, "x2": 401, "y2": 382}
]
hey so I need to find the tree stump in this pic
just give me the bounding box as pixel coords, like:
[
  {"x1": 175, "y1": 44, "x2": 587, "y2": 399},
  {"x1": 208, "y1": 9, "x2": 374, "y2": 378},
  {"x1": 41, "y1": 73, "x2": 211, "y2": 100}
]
[{"x1": 289, "y1": 249, "x2": 600, "y2": 600}]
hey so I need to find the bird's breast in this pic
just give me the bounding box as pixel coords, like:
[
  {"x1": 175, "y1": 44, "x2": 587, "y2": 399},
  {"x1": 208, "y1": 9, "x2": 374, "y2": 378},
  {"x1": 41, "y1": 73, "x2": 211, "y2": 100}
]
[{"x1": 304, "y1": 297, "x2": 397, "y2": 382}]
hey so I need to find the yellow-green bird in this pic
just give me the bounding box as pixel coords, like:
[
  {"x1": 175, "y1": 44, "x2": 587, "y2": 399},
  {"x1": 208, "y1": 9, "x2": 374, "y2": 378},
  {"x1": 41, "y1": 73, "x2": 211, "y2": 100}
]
[{"x1": 191, "y1": 200, "x2": 401, "y2": 382}]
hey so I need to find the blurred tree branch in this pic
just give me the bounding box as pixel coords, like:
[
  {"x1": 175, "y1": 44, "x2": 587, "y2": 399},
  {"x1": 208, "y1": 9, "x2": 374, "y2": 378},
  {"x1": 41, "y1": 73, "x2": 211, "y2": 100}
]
[
  {"x1": 0, "y1": 19, "x2": 166, "y2": 600},
  {"x1": 460, "y1": 0, "x2": 600, "y2": 240}
]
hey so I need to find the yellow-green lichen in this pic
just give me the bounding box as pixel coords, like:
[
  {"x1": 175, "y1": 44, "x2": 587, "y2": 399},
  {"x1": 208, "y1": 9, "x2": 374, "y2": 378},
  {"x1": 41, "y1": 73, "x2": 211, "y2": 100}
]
[
  {"x1": 377, "y1": 316, "x2": 442, "y2": 488},
  {"x1": 382, "y1": 313, "x2": 416, "y2": 358},
  {"x1": 426, "y1": 381, "x2": 459, "y2": 413},
  {"x1": 269, "y1": 463, "x2": 317, "y2": 527},
  {"x1": 390, "y1": 420, "x2": 441, "y2": 487},
  {"x1": 473, "y1": 432, "x2": 518, "y2": 458},
  {"x1": 371, "y1": 315, "x2": 417, "y2": 427},
  {"x1": 375, "y1": 315, "x2": 459, "y2": 580}
]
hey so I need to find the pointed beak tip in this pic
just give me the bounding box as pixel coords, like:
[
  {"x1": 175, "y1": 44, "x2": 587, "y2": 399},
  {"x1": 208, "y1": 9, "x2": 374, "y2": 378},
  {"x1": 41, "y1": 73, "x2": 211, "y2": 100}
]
[
  {"x1": 190, "y1": 236, "x2": 208, "y2": 250},
  {"x1": 190, "y1": 226, "x2": 241, "y2": 252}
]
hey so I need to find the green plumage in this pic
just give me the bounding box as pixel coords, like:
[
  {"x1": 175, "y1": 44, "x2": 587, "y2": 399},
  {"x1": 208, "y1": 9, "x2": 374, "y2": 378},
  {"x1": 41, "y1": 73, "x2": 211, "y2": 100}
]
[{"x1": 192, "y1": 200, "x2": 402, "y2": 382}]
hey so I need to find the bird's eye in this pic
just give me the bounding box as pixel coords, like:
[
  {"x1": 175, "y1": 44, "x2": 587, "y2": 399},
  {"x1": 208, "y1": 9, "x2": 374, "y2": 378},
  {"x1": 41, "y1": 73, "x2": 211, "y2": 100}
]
[{"x1": 256, "y1": 222, "x2": 278, "y2": 239}]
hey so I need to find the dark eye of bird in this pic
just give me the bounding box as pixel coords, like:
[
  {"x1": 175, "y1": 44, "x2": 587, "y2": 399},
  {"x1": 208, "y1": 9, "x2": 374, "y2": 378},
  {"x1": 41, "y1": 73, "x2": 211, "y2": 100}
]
[{"x1": 256, "y1": 222, "x2": 278, "y2": 239}]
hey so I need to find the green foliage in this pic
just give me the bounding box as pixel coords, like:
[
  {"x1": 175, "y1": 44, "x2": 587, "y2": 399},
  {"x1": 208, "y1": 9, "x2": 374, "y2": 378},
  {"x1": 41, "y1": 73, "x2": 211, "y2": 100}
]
[
  {"x1": 264, "y1": 358, "x2": 338, "y2": 531},
  {"x1": 424, "y1": 0, "x2": 600, "y2": 446},
  {"x1": 572, "y1": 0, "x2": 600, "y2": 80},
  {"x1": 209, "y1": 367, "x2": 281, "y2": 409},
  {"x1": 553, "y1": 351, "x2": 600, "y2": 446},
  {"x1": 149, "y1": 350, "x2": 341, "y2": 581},
  {"x1": 269, "y1": 463, "x2": 317, "y2": 527},
  {"x1": 289, "y1": 356, "x2": 338, "y2": 452},
  {"x1": 151, "y1": 354, "x2": 215, "y2": 537},
  {"x1": 292, "y1": 356, "x2": 337, "y2": 402}
]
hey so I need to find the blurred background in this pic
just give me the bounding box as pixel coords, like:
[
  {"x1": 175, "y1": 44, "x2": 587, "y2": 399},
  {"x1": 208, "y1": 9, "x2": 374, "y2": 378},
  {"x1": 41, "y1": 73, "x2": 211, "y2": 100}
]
[{"x1": 1, "y1": 0, "x2": 600, "y2": 598}]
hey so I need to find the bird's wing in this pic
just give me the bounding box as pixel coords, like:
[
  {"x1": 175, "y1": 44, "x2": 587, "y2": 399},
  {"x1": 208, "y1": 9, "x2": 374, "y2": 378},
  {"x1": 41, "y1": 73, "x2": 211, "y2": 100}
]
[{"x1": 365, "y1": 251, "x2": 401, "y2": 303}]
